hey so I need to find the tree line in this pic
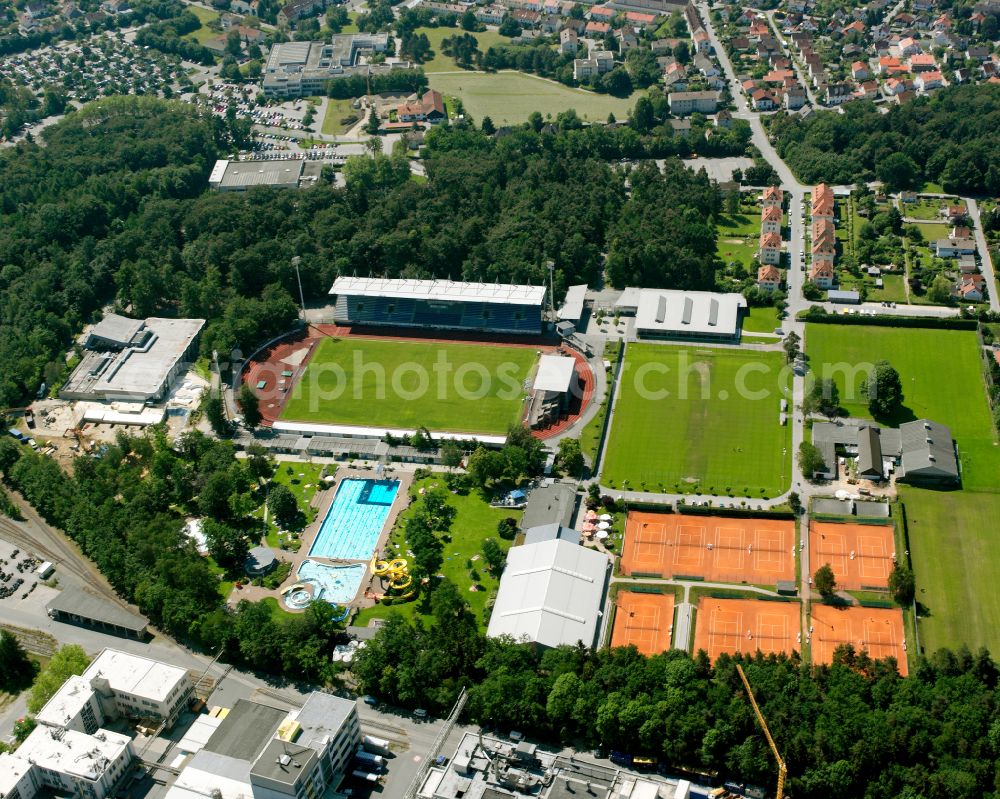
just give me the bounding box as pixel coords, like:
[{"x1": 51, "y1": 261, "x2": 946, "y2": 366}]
[
  {"x1": 768, "y1": 85, "x2": 1000, "y2": 195},
  {"x1": 0, "y1": 96, "x2": 735, "y2": 409},
  {"x1": 354, "y1": 578, "x2": 1000, "y2": 799}
]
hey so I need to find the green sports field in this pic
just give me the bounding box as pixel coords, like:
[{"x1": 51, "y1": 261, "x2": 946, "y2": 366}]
[
  {"x1": 428, "y1": 71, "x2": 637, "y2": 124},
  {"x1": 902, "y1": 487, "x2": 1000, "y2": 656},
  {"x1": 602, "y1": 345, "x2": 793, "y2": 495},
  {"x1": 280, "y1": 337, "x2": 537, "y2": 435},
  {"x1": 805, "y1": 325, "x2": 1000, "y2": 490}
]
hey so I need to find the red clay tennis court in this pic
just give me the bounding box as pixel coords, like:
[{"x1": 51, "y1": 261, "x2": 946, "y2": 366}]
[
  {"x1": 621, "y1": 512, "x2": 795, "y2": 584},
  {"x1": 809, "y1": 521, "x2": 895, "y2": 591},
  {"x1": 610, "y1": 590, "x2": 675, "y2": 655},
  {"x1": 693, "y1": 597, "x2": 801, "y2": 661},
  {"x1": 810, "y1": 604, "x2": 908, "y2": 675}
]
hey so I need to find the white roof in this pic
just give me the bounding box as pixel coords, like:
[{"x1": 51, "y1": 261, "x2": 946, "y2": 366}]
[
  {"x1": 533, "y1": 354, "x2": 577, "y2": 394},
  {"x1": 177, "y1": 714, "x2": 224, "y2": 754},
  {"x1": 208, "y1": 159, "x2": 229, "y2": 185},
  {"x1": 272, "y1": 420, "x2": 509, "y2": 446},
  {"x1": 17, "y1": 725, "x2": 131, "y2": 782},
  {"x1": 634, "y1": 289, "x2": 747, "y2": 337},
  {"x1": 487, "y1": 539, "x2": 609, "y2": 649},
  {"x1": 35, "y1": 675, "x2": 94, "y2": 728},
  {"x1": 0, "y1": 752, "x2": 32, "y2": 794},
  {"x1": 83, "y1": 648, "x2": 189, "y2": 703},
  {"x1": 558, "y1": 284, "x2": 587, "y2": 321},
  {"x1": 330, "y1": 276, "x2": 546, "y2": 306}
]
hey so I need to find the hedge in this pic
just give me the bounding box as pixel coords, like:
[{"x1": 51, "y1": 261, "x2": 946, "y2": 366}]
[{"x1": 797, "y1": 308, "x2": 978, "y2": 331}]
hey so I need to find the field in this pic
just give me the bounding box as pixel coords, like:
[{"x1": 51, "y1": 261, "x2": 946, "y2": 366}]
[
  {"x1": 321, "y1": 98, "x2": 359, "y2": 136},
  {"x1": 281, "y1": 337, "x2": 538, "y2": 435},
  {"x1": 693, "y1": 597, "x2": 800, "y2": 662},
  {"x1": 416, "y1": 27, "x2": 508, "y2": 73},
  {"x1": 805, "y1": 325, "x2": 999, "y2": 490},
  {"x1": 716, "y1": 212, "x2": 761, "y2": 270},
  {"x1": 809, "y1": 521, "x2": 894, "y2": 591},
  {"x1": 810, "y1": 604, "x2": 908, "y2": 675},
  {"x1": 621, "y1": 511, "x2": 796, "y2": 584},
  {"x1": 353, "y1": 478, "x2": 520, "y2": 630},
  {"x1": 185, "y1": 6, "x2": 222, "y2": 45},
  {"x1": 610, "y1": 590, "x2": 675, "y2": 655},
  {"x1": 603, "y1": 345, "x2": 792, "y2": 495},
  {"x1": 743, "y1": 306, "x2": 781, "y2": 335},
  {"x1": 902, "y1": 487, "x2": 1000, "y2": 656},
  {"x1": 428, "y1": 71, "x2": 637, "y2": 124}
]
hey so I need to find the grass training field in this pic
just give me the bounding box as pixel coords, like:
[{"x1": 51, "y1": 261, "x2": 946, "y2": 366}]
[
  {"x1": 602, "y1": 345, "x2": 792, "y2": 495},
  {"x1": 902, "y1": 487, "x2": 1000, "y2": 656},
  {"x1": 281, "y1": 337, "x2": 537, "y2": 435},
  {"x1": 805, "y1": 325, "x2": 999, "y2": 490},
  {"x1": 428, "y1": 71, "x2": 637, "y2": 124},
  {"x1": 353, "y1": 478, "x2": 519, "y2": 630}
]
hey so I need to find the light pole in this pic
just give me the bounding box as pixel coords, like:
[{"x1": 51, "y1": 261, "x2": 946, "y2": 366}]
[
  {"x1": 546, "y1": 259, "x2": 556, "y2": 322},
  {"x1": 292, "y1": 256, "x2": 307, "y2": 321}
]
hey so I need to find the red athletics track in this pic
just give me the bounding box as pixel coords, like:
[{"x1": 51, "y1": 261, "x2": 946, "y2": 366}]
[{"x1": 241, "y1": 324, "x2": 594, "y2": 440}]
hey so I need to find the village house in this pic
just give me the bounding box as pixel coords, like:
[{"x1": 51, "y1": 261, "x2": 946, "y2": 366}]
[
  {"x1": 761, "y1": 205, "x2": 783, "y2": 235},
  {"x1": 757, "y1": 264, "x2": 782, "y2": 291},
  {"x1": 759, "y1": 232, "x2": 783, "y2": 265}
]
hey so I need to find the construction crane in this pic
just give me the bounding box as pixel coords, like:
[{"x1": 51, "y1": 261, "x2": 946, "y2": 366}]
[{"x1": 736, "y1": 664, "x2": 788, "y2": 799}]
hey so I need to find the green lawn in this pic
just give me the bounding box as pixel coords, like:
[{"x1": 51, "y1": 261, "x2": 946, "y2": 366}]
[
  {"x1": 185, "y1": 6, "x2": 222, "y2": 45},
  {"x1": 415, "y1": 27, "x2": 508, "y2": 73},
  {"x1": 868, "y1": 273, "x2": 907, "y2": 303},
  {"x1": 602, "y1": 345, "x2": 793, "y2": 496},
  {"x1": 743, "y1": 306, "x2": 781, "y2": 335},
  {"x1": 905, "y1": 198, "x2": 951, "y2": 221},
  {"x1": 281, "y1": 337, "x2": 537, "y2": 435},
  {"x1": 716, "y1": 212, "x2": 761, "y2": 269},
  {"x1": 903, "y1": 487, "x2": 1000, "y2": 656},
  {"x1": 353, "y1": 478, "x2": 520, "y2": 630},
  {"x1": 910, "y1": 221, "x2": 950, "y2": 244},
  {"x1": 805, "y1": 325, "x2": 1000, "y2": 491},
  {"x1": 321, "y1": 98, "x2": 359, "y2": 135},
  {"x1": 255, "y1": 462, "x2": 328, "y2": 548},
  {"x1": 428, "y1": 71, "x2": 637, "y2": 124}
]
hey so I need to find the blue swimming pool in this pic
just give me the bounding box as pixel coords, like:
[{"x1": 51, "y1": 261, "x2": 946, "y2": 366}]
[
  {"x1": 296, "y1": 560, "x2": 367, "y2": 605},
  {"x1": 308, "y1": 478, "x2": 400, "y2": 560}
]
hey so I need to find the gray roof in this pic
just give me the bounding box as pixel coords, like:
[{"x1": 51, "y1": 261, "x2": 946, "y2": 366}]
[
  {"x1": 204, "y1": 699, "x2": 287, "y2": 761},
  {"x1": 46, "y1": 587, "x2": 148, "y2": 632},
  {"x1": 250, "y1": 739, "x2": 317, "y2": 786},
  {"x1": 521, "y1": 483, "x2": 578, "y2": 531},
  {"x1": 246, "y1": 546, "x2": 277, "y2": 572},
  {"x1": 294, "y1": 692, "x2": 356, "y2": 753},
  {"x1": 522, "y1": 524, "x2": 580, "y2": 546},
  {"x1": 87, "y1": 313, "x2": 145, "y2": 348},
  {"x1": 213, "y1": 159, "x2": 304, "y2": 189},
  {"x1": 812, "y1": 498, "x2": 852, "y2": 516},
  {"x1": 557, "y1": 284, "x2": 587, "y2": 322},
  {"x1": 857, "y1": 425, "x2": 883, "y2": 477},
  {"x1": 827, "y1": 289, "x2": 861, "y2": 303},
  {"x1": 854, "y1": 500, "x2": 890, "y2": 517},
  {"x1": 634, "y1": 289, "x2": 747, "y2": 338},
  {"x1": 487, "y1": 539, "x2": 609, "y2": 649},
  {"x1": 899, "y1": 419, "x2": 958, "y2": 480}
]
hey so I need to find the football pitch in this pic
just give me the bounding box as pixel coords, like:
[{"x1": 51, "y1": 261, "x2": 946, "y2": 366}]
[
  {"x1": 602, "y1": 345, "x2": 793, "y2": 495},
  {"x1": 805, "y1": 325, "x2": 1000, "y2": 490},
  {"x1": 281, "y1": 337, "x2": 537, "y2": 435}
]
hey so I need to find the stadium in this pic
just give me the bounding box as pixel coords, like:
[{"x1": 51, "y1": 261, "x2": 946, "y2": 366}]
[{"x1": 241, "y1": 277, "x2": 594, "y2": 444}]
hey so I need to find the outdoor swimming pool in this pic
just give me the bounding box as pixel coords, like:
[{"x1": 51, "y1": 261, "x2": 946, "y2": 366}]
[
  {"x1": 308, "y1": 478, "x2": 400, "y2": 560},
  {"x1": 295, "y1": 560, "x2": 367, "y2": 605}
]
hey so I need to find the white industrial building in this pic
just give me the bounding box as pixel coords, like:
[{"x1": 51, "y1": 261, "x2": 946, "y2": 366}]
[
  {"x1": 164, "y1": 692, "x2": 361, "y2": 799},
  {"x1": 61, "y1": 314, "x2": 205, "y2": 404},
  {"x1": 633, "y1": 289, "x2": 747, "y2": 343},
  {"x1": 0, "y1": 649, "x2": 193, "y2": 799},
  {"x1": 487, "y1": 537, "x2": 610, "y2": 649}
]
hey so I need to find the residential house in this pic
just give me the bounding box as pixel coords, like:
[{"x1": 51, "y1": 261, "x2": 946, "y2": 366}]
[
  {"x1": 826, "y1": 82, "x2": 853, "y2": 104},
  {"x1": 915, "y1": 70, "x2": 943, "y2": 91},
  {"x1": 751, "y1": 88, "x2": 778, "y2": 110},
  {"x1": 953, "y1": 274, "x2": 985, "y2": 302},
  {"x1": 851, "y1": 60, "x2": 870, "y2": 80},
  {"x1": 588, "y1": 4, "x2": 614, "y2": 21},
  {"x1": 476, "y1": 5, "x2": 505, "y2": 24},
  {"x1": 715, "y1": 109, "x2": 733, "y2": 128},
  {"x1": 616, "y1": 26, "x2": 638, "y2": 51},
  {"x1": 759, "y1": 232, "x2": 783, "y2": 265},
  {"x1": 397, "y1": 90, "x2": 446, "y2": 123},
  {"x1": 856, "y1": 80, "x2": 880, "y2": 99},
  {"x1": 667, "y1": 90, "x2": 719, "y2": 115},
  {"x1": 761, "y1": 205, "x2": 783, "y2": 235},
  {"x1": 584, "y1": 20, "x2": 609, "y2": 35},
  {"x1": 541, "y1": 15, "x2": 561, "y2": 33},
  {"x1": 22, "y1": 0, "x2": 51, "y2": 19},
  {"x1": 511, "y1": 8, "x2": 541, "y2": 26},
  {"x1": 884, "y1": 77, "x2": 909, "y2": 95},
  {"x1": 810, "y1": 260, "x2": 835, "y2": 288},
  {"x1": 230, "y1": 0, "x2": 259, "y2": 14},
  {"x1": 935, "y1": 238, "x2": 976, "y2": 257},
  {"x1": 757, "y1": 264, "x2": 782, "y2": 291},
  {"x1": 811, "y1": 183, "x2": 835, "y2": 219},
  {"x1": 897, "y1": 36, "x2": 920, "y2": 56},
  {"x1": 694, "y1": 53, "x2": 718, "y2": 77},
  {"x1": 624, "y1": 10, "x2": 656, "y2": 28},
  {"x1": 573, "y1": 48, "x2": 614, "y2": 80},
  {"x1": 841, "y1": 20, "x2": 865, "y2": 36},
  {"x1": 876, "y1": 55, "x2": 902, "y2": 74},
  {"x1": 559, "y1": 28, "x2": 578, "y2": 54},
  {"x1": 651, "y1": 37, "x2": 680, "y2": 55},
  {"x1": 785, "y1": 85, "x2": 807, "y2": 109},
  {"x1": 693, "y1": 28, "x2": 711, "y2": 53},
  {"x1": 762, "y1": 186, "x2": 784, "y2": 210},
  {"x1": 908, "y1": 52, "x2": 937, "y2": 71},
  {"x1": 967, "y1": 45, "x2": 991, "y2": 61}
]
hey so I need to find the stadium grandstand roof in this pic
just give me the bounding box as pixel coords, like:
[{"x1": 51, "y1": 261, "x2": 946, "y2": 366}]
[{"x1": 330, "y1": 277, "x2": 547, "y2": 306}]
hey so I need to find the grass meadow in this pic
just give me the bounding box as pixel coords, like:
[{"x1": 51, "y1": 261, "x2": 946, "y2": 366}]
[{"x1": 602, "y1": 345, "x2": 793, "y2": 496}]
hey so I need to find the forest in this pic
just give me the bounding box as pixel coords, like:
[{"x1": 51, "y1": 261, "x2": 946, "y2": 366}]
[
  {"x1": 0, "y1": 95, "x2": 730, "y2": 409},
  {"x1": 768, "y1": 85, "x2": 1000, "y2": 194},
  {"x1": 354, "y1": 582, "x2": 1000, "y2": 799}
]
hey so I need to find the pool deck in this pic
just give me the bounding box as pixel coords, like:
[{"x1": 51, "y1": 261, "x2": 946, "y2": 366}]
[{"x1": 230, "y1": 465, "x2": 413, "y2": 611}]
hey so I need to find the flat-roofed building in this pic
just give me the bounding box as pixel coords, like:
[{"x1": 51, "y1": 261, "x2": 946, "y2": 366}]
[
  {"x1": 209, "y1": 158, "x2": 323, "y2": 191},
  {"x1": 527, "y1": 354, "x2": 579, "y2": 429},
  {"x1": 330, "y1": 276, "x2": 546, "y2": 334},
  {"x1": 633, "y1": 289, "x2": 747, "y2": 342},
  {"x1": 487, "y1": 539, "x2": 610, "y2": 649},
  {"x1": 61, "y1": 316, "x2": 204, "y2": 404}
]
